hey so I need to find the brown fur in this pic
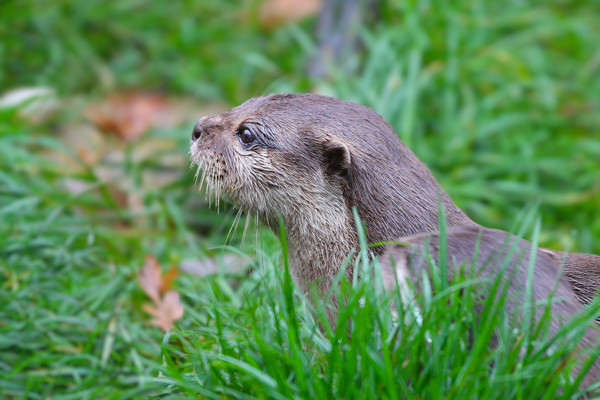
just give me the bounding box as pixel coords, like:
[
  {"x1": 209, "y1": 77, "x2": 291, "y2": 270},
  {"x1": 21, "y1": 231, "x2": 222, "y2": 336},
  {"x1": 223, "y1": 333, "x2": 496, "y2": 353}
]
[
  {"x1": 190, "y1": 92, "x2": 600, "y2": 383},
  {"x1": 190, "y1": 93, "x2": 473, "y2": 290},
  {"x1": 190, "y1": 93, "x2": 599, "y2": 304},
  {"x1": 381, "y1": 226, "x2": 600, "y2": 387},
  {"x1": 548, "y1": 251, "x2": 600, "y2": 305},
  {"x1": 191, "y1": 94, "x2": 471, "y2": 288}
]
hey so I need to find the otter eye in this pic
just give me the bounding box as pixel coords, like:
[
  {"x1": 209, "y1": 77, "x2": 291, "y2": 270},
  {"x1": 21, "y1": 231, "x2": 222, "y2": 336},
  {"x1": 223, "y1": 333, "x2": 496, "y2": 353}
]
[{"x1": 239, "y1": 128, "x2": 255, "y2": 144}]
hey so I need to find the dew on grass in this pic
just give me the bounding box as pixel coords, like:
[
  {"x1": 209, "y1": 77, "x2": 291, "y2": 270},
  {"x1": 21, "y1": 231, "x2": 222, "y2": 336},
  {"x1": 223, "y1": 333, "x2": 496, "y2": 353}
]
[{"x1": 359, "y1": 296, "x2": 366, "y2": 308}]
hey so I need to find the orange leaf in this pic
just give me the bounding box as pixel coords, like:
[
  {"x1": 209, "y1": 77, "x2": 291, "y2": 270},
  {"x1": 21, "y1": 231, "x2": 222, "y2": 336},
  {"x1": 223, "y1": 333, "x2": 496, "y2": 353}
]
[
  {"x1": 142, "y1": 290, "x2": 184, "y2": 332},
  {"x1": 260, "y1": 0, "x2": 321, "y2": 29},
  {"x1": 160, "y1": 267, "x2": 179, "y2": 294},
  {"x1": 85, "y1": 91, "x2": 169, "y2": 141},
  {"x1": 138, "y1": 256, "x2": 184, "y2": 331},
  {"x1": 138, "y1": 255, "x2": 162, "y2": 305}
]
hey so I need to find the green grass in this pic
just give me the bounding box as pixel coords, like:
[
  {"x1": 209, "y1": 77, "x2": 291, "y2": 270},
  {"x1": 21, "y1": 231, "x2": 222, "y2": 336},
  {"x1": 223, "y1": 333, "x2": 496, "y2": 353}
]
[
  {"x1": 0, "y1": 115, "x2": 165, "y2": 398},
  {"x1": 158, "y1": 217, "x2": 600, "y2": 399},
  {"x1": 1, "y1": 0, "x2": 312, "y2": 103},
  {"x1": 1, "y1": 0, "x2": 600, "y2": 398}
]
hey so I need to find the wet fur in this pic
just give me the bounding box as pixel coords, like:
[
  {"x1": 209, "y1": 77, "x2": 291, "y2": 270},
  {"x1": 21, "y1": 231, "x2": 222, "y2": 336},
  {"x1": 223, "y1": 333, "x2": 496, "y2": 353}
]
[
  {"x1": 190, "y1": 93, "x2": 473, "y2": 289},
  {"x1": 190, "y1": 93, "x2": 600, "y2": 304},
  {"x1": 190, "y1": 93, "x2": 600, "y2": 384},
  {"x1": 381, "y1": 226, "x2": 600, "y2": 387}
]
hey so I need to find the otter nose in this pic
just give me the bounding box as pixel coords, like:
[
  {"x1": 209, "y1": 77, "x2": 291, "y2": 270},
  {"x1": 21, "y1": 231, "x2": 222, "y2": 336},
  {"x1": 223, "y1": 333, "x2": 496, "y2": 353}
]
[{"x1": 191, "y1": 120, "x2": 204, "y2": 141}]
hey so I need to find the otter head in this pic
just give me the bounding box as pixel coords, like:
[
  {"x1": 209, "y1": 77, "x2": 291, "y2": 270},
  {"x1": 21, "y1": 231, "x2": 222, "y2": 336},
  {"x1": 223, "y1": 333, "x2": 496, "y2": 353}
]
[
  {"x1": 190, "y1": 93, "x2": 471, "y2": 285},
  {"x1": 190, "y1": 93, "x2": 357, "y2": 237}
]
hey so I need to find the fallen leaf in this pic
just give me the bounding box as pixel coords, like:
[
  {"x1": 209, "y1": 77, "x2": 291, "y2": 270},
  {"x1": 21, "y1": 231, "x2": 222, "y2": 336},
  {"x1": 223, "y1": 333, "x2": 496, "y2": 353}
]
[
  {"x1": 138, "y1": 255, "x2": 162, "y2": 304},
  {"x1": 142, "y1": 290, "x2": 185, "y2": 332},
  {"x1": 259, "y1": 0, "x2": 321, "y2": 29},
  {"x1": 85, "y1": 91, "x2": 169, "y2": 141},
  {"x1": 160, "y1": 267, "x2": 179, "y2": 294},
  {"x1": 138, "y1": 256, "x2": 185, "y2": 332}
]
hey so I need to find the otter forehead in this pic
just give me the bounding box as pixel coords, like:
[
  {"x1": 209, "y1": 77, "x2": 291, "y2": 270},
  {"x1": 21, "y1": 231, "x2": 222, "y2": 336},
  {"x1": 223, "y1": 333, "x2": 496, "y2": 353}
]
[
  {"x1": 200, "y1": 93, "x2": 399, "y2": 151},
  {"x1": 234, "y1": 93, "x2": 386, "y2": 126}
]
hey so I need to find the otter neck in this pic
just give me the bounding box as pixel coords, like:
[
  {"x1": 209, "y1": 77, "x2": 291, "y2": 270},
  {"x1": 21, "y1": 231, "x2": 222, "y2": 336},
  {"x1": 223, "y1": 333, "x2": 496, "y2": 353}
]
[{"x1": 276, "y1": 196, "x2": 358, "y2": 293}]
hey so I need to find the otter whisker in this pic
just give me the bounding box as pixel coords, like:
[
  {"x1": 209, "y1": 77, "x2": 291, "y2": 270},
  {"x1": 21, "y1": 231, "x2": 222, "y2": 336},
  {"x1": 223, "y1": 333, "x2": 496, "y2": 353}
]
[
  {"x1": 199, "y1": 172, "x2": 207, "y2": 195},
  {"x1": 240, "y1": 211, "x2": 252, "y2": 250},
  {"x1": 205, "y1": 177, "x2": 212, "y2": 207},
  {"x1": 255, "y1": 214, "x2": 262, "y2": 269},
  {"x1": 226, "y1": 208, "x2": 244, "y2": 247},
  {"x1": 194, "y1": 165, "x2": 203, "y2": 188},
  {"x1": 253, "y1": 212, "x2": 262, "y2": 263},
  {"x1": 189, "y1": 159, "x2": 197, "y2": 175},
  {"x1": 216, "y1": 177, "x2": 222, "y2": 214}
]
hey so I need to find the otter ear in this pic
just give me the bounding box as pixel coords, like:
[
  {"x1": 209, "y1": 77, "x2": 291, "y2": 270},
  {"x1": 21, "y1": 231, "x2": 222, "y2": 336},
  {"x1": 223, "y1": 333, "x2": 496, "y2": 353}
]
[{"x1": 322, "y1": 140, "x2": 351, "y2": 176}]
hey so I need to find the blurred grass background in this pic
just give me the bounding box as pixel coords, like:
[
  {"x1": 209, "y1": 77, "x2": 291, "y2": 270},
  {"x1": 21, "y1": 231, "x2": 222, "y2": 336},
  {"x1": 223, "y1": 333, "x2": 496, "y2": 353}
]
[{"x1": 1, "y1": 0, "x2": 599, "y2": 398}]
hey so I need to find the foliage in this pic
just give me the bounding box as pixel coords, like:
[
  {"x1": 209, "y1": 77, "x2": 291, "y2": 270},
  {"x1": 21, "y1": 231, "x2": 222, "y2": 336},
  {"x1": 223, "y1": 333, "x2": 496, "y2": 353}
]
[
  {"x1": 158, "y1": 220, "x2": 600, "y2": 399},
  {"x1": 0, "y1": 0, "x2": 307, "y2": 102},
  {"x1": 1, "y1": 0, "x2": 600, "y2": 398}
]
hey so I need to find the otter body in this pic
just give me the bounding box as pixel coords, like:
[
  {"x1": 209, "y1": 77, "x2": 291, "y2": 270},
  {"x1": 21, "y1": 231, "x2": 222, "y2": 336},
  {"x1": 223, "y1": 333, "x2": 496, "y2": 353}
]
[
  {"x1": 383, "y1": 225, "x2": 600, "y2": 387},
  {"x1": 190, "y1": 93, "x2": 600, "y2": 384},
  {"x1": 190, "y1": 93, "x2": 599, "y2": 302},
  {"x1": 190, "y1": 93, "x2": 473, "y2": 291}
]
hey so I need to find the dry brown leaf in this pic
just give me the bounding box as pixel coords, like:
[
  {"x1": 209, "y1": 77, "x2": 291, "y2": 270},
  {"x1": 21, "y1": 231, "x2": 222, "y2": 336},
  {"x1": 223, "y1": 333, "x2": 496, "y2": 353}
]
[
  {"x1": 160, "y1": 267, "x2": 179, "y2": 294},
  {"x1": 138, "y1": 256, "x2": 184, "y2": 332},
  {"x1": 138, "y1": 255, "x2": 162, "y2": 304},
  {"x1": 260, "y1": 0, "x2": 321, "y2": 29},
  {"x1": 142, "y1": 290, "x2": 184, "y2": 332},
  {"x1": 76, "y1": 148, "x2": 98, "y2": 166},
  {"x1": 85, "y1": 91, "x2": 169, "y2": 141},
  {"x1": 106, "y1": 184, "x2": 130, "y2": 210}
]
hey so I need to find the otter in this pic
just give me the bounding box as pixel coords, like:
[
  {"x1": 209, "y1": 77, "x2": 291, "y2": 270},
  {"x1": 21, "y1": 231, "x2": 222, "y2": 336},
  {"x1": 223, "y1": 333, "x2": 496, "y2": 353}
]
[
  {"x1": 190, "y1": 93, "x2": 473, "y2": 292},
  {"x1": 190, "y1": 93, "x2": 600, "y2": 384},
  {"x1": 189, "y1": 93, "x2": 600, "y2": 301}
]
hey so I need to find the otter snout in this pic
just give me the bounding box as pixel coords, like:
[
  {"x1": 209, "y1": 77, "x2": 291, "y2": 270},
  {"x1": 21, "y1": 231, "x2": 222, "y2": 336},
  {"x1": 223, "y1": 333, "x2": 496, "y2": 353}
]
[
  {"x1": 192, "y1": 115, "x2": 225, "y2": 142},
  {"x1": 191, "y1": 118, "x2": 207, "y2": 141}
]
